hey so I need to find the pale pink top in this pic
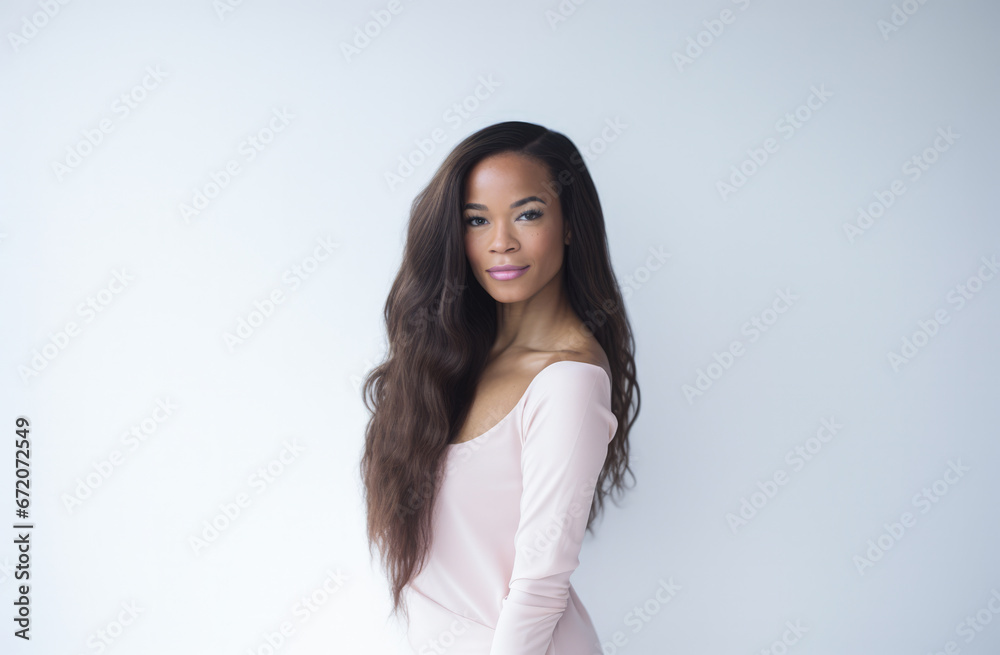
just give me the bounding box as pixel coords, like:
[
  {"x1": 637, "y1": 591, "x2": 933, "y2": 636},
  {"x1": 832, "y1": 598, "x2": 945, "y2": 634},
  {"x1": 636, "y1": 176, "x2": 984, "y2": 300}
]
[{"x1": 403, "y1": 360, "x2": 617, "y2": 655}]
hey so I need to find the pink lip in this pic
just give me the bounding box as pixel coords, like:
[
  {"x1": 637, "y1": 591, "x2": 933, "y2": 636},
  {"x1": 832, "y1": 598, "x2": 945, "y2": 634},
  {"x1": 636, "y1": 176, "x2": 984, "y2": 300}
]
[{"x1": 487, "y1": 265, "x2": 529, "y2": 280}]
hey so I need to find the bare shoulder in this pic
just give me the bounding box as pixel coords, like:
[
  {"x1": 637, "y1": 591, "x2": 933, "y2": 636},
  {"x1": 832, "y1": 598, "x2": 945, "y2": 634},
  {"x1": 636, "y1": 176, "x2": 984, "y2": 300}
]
[
  {"x1": 541, "y1": 333, "x2": 611, "y2": 383},
  {"x1": 453, "y1": 334, "x2": 611, "y2": 444}
]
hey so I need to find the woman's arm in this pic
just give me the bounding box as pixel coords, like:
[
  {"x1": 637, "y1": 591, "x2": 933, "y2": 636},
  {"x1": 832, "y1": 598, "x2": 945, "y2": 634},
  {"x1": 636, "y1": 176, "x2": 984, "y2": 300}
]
[{"x1": 490, "y1": 363, "x2": 616, "y2": 654}]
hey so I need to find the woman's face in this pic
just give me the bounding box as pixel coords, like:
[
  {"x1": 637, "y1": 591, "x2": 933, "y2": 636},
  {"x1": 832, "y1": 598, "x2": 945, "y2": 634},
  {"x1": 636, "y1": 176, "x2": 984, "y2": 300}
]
[{"x1": 462, "y1": 152, "x2": 569, "y2": 304}]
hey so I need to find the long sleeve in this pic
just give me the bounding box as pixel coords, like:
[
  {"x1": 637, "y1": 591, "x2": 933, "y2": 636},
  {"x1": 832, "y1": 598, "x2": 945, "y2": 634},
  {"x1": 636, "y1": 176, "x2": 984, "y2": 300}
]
[{"x1": 489, "y1": 363, "x2": 617, "y2": 655}]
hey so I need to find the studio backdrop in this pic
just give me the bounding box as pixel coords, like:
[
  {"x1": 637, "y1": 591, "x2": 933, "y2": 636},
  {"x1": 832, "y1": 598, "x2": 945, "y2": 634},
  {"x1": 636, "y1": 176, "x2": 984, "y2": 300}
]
[{"x1": 1, "y1": 0, "x2": 998, "y2": 653}]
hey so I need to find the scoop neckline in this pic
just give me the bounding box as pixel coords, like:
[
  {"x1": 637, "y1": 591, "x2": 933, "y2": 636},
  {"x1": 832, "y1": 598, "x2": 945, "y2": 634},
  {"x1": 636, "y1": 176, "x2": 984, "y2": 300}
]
[{"x1": 447, "y1": 360, "x2": 611, "y2": 448}]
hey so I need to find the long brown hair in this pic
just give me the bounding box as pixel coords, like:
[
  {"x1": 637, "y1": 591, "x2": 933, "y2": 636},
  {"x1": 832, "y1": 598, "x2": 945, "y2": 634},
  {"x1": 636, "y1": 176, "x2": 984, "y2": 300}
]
[{"x1": 359, "y1": 121, "x2": 640, "y2": 622}]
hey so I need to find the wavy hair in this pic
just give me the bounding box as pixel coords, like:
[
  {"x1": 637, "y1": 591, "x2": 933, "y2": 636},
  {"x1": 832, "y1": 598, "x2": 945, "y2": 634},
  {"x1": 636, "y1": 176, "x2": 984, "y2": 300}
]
[{"x1": 359, "y1": 120, "x2": 640, "y2": 622}]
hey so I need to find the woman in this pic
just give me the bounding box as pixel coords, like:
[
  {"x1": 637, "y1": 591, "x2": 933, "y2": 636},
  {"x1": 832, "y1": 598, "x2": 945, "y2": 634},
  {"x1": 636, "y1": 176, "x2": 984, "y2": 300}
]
[{"x1": 360, "y1": 121, "x2": 640, "y2": 654}]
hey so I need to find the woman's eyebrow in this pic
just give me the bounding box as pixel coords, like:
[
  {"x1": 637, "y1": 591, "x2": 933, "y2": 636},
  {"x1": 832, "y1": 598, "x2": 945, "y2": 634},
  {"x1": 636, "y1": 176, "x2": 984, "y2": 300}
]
[{"x1": 463, "y1": 196, "x2": 547, "y2": 211}]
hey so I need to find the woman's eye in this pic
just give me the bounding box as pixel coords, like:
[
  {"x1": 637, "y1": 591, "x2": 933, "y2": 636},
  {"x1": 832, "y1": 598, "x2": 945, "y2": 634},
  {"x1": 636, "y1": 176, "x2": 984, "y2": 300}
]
[{"x1": 464, "y1": 209, "x2": 541, "y2": 226}]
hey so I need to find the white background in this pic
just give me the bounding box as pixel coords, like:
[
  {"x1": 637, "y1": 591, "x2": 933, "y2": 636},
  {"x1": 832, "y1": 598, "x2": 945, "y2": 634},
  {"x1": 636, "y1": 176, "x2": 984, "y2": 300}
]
[{"x1": 1, "y1": 0, "x2": 998, "y2": 653}]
